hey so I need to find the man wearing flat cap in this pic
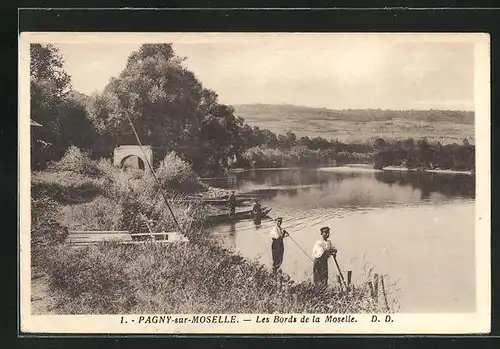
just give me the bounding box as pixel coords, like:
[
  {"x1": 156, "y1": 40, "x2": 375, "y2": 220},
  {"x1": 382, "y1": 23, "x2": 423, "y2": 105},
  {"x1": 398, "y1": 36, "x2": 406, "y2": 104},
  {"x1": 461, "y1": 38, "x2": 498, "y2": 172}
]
[
  {"x1": 312, "y1": 226, "x2": 337, "y2": 287},
  {"x1": 269, "y1": 217, "x2": 289, "y2": 273}
]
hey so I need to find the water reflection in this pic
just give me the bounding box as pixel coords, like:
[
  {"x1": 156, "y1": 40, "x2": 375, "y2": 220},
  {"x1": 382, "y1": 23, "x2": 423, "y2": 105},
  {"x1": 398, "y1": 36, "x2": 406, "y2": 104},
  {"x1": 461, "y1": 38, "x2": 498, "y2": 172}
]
[
  {"x1": 226, "y1": 168, "x2": 475, "y2": 208},
  {"x1": 228, "y1": 221, "x2": 236, "y2": 248},
  {"x1": 374, "y1": 171, "x2": 475, "y2": 200}
]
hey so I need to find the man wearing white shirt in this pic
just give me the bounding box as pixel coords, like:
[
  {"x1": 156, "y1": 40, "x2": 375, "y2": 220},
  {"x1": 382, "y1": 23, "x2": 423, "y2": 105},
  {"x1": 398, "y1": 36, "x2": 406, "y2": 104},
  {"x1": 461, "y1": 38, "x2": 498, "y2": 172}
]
[
  {"x1": 269, "y1": 217, "x2": 289, "y2": 273},
  {"x1": 312, "y1": 226, "x2": 337, "y2": 287}
]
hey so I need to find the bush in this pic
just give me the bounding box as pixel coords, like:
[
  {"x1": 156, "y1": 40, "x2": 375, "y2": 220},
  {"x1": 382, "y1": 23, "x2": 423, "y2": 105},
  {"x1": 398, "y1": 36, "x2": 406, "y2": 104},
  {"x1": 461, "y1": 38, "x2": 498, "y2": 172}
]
[
  {"x1": 49, "y1": 146, "x2": 103, "y2": 178},
  {"x1": 243, "y1": 146, "x2": 294, "y2": 168},
  {"x1": 155, "y1": 152, "x2": 202, "y2": 193}
]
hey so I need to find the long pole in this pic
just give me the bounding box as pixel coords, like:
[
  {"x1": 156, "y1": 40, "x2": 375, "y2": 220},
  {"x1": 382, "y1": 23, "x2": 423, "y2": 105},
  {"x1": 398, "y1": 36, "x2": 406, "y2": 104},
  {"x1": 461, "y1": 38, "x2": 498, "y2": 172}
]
[
  {"x1": 286, "y1": 227, "x2": 348, "y2": 290},
  {"x1": 333, "y1": 255, "x2": 349, "y2": 290},
  {"x1": 269, "y1": 215, "x2": 348, "y2": 291},
  {"x1": 286, "y1": 234, "x2": 314, "y2": 263},
  {"x1": 126, "y1": 114, "x2": 182, "y2": 232},
  {"x1": 381, "y1": 275, "x2": 391, "y2": 312}
]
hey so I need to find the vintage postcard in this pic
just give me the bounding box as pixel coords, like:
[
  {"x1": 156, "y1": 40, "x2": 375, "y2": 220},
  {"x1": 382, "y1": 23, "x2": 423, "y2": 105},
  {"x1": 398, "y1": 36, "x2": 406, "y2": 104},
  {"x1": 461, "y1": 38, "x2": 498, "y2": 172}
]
[{"x1": 19, "y1": 32, "x2": 491, "y2": 334}]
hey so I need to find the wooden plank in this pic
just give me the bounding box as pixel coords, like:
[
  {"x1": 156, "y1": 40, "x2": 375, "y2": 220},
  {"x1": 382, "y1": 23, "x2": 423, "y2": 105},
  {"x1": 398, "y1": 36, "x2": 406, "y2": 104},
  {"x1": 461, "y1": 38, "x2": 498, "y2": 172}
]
[
  {"x1": 69, "y1": 239, "x2": 187, "y2": 247},
  {"x1": 130, "y1": 232, "x2": 180, "y2": 237},
  {"x1": 68, "y1": 235, "x2": 132, "y2": 242},
  {"x1": 69, "y1": 232, "x2": 180, "y2": 237},
  {"x1": 69, "y1": 230, "x2": 130, "y2": 234}
]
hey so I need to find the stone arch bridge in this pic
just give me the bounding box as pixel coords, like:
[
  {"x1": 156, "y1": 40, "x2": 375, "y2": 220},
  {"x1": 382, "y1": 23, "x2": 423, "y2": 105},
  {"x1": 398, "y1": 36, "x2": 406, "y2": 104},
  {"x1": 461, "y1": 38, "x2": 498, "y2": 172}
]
[{"x1": 113, "y1": 145, "x2": 153, "y2": 174}]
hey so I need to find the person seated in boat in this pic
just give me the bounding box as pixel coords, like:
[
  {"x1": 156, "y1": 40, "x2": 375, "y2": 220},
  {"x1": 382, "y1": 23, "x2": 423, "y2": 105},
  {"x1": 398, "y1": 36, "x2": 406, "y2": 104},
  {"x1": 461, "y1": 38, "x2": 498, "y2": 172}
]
[
  {"x1": 252, "y1": 200, "x2": 263, "y2": 225},
  {"x1": 252, "y1": 200, "x2": 262, "y2": 216},
  {"x1": 269, "y1": 217, "x2": 289, "y2": 273},
  {"x1": 228, "y1": 190, "x2": 236, "y2": 216},
  {"x1": 312, "y1": 226, "x2": 337, "y2": 288}
]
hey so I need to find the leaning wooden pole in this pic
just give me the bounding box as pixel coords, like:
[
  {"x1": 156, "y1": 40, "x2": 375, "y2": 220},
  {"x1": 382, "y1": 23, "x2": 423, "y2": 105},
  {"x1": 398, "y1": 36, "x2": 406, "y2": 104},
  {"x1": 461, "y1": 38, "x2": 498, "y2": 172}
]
[
  {"x1": 381, "y1": 275, "x2": 391, "y2": 312},
  {"x1": 332, "y1": 255, "x2": 349, "y2": 290},
  {"x1": 126, "y1": 114, "x2": 182, "y2": 232}
]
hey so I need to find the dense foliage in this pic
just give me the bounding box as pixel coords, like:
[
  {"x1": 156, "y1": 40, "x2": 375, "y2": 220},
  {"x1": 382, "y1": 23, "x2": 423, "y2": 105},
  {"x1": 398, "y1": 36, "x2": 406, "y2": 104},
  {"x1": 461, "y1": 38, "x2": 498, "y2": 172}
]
[
  {"x1": 30, "y1": 44, "x2": 99, "y2": 169},
  {"x1": 31, "y1": 43, "x2": 475, "y2": 174}
]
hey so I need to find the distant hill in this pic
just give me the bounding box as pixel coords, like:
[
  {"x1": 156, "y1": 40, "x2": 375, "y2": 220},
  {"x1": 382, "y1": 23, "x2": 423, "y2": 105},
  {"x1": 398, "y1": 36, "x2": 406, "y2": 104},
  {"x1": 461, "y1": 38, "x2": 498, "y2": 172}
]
[
  {"x1": 233, "y1": 104, "x2": 474, "y2": 124},
  {"x1": 233, "y1": 104, "x2": 475, "y2": 144}
]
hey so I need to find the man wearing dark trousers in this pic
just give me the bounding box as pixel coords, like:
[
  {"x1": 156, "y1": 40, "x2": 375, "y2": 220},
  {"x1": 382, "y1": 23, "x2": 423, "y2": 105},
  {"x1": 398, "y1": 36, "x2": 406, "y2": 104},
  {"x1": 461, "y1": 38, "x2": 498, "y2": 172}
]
[{"x1": 269, "y1": 217, "x2": 289, "y2": 273}]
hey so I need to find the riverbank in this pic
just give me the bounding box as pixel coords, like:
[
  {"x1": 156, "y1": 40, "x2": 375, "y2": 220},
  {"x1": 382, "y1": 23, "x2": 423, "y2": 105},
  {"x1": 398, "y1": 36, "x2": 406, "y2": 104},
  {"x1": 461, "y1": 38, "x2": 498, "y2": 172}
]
[
  {"x1": 230, "y1": 164, "x2": 474, "y2": 176},
  {"x1": 239, "y1": 138, "x2": 474, "y2": 172},
  {"x1": 318, "y1": 164, "x2": 473, "y2": 175},
  {"x1": 31, "y1": 147, "x2": 386, "y2": 314}
]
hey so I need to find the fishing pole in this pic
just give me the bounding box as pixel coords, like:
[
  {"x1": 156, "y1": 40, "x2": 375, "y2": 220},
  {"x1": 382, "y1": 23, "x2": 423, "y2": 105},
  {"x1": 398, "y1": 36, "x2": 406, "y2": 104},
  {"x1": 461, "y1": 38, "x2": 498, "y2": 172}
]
[
  {"x1": 286, "y1": 231, "x2": 348, "y2": 291},
  {"x1": 126, "y1": 114, "x2": 182, "y2": 232},
  {"x1": 332, "y1": 255, "x2": 349, "y2": 290},
  {"x1": 268, "y1": 214, "x2": 349, "y2": 290}
]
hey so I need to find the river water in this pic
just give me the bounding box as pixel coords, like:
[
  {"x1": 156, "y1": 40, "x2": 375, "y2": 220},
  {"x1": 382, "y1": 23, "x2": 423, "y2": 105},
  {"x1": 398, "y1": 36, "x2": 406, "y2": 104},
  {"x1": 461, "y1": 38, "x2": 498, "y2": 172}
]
[{"x1": 204, "y1": 167, "x2": 476, "y2": 313}]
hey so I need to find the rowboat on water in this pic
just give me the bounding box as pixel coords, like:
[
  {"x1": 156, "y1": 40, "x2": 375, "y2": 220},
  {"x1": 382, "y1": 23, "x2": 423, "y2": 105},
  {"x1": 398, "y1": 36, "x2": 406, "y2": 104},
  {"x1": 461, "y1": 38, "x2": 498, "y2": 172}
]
[
  {"x1": 205, "y1": 207, "x2": 272, "y2": 224},
  {"x1": 201, "y1": 197, "x2": 253, "y2": 206}
]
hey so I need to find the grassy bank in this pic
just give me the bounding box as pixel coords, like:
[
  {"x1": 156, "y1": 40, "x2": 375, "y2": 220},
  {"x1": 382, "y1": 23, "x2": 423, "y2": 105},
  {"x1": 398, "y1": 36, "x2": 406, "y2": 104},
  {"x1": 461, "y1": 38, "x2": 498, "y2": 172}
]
[
  {"x1": 32, "y1": 146, "x2": 386, "y2": 314},
  {"x1": 37, "y1": 241, "x2": 382, "y2": 314}
]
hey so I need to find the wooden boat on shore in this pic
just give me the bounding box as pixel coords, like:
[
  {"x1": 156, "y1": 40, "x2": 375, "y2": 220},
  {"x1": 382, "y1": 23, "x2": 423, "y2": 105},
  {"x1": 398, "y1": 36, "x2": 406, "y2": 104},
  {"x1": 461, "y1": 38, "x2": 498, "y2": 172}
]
[
  {"x1": 206, "y1": 207, "x2": 272, "y2": 224},
  {"x1": 201, "y1": 197, "x2": 254, "y2": 206}
]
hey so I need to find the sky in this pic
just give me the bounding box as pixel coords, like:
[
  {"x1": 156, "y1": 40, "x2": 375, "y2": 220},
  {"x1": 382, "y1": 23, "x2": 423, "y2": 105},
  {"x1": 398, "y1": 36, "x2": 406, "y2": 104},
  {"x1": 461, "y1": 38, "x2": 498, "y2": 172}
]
[{"x1": 52, "y1": 34, "x2": 475, "y2": 111}]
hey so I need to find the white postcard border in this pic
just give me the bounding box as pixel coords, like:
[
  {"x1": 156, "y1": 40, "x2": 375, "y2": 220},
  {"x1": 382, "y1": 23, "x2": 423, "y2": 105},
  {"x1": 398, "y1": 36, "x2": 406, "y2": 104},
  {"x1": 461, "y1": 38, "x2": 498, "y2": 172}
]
[{"x1": 19, "y1": 32, "x2": 491, "y2": 335}]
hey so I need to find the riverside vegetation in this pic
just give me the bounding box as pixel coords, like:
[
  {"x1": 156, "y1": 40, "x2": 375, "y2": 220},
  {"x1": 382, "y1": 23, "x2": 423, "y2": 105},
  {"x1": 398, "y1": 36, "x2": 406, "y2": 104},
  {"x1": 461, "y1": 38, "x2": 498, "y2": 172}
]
[
  {"x1": 31, "y1": 43, "x2": 474, "y2": 176},
  {"x1": 29, "y1": 42, "x2": 460, "y2": 315},
  {"x1": 32, "y1": 147, "x2": 386, "y2": 314}
]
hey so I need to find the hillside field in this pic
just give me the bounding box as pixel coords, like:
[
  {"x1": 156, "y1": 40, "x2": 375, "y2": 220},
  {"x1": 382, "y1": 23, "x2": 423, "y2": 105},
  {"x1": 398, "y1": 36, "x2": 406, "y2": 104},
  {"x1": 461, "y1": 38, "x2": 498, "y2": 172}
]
[{"x1": 233, "y1": 104, "x2": 475, "y2": 145}]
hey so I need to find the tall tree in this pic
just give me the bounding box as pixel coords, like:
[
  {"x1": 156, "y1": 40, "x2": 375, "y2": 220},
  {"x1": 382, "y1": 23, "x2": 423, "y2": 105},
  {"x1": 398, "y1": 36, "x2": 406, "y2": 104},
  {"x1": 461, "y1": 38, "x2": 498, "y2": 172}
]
[
  {"x1": 30, "y1": 44, "x2": 71, "y2": 168},
  {"x1": 88, "y1": 45, "x2": 204, "y2": 164},
  {"x1": 87, "y1": 44, "x2": 246, "y2": 173},
  {"x1": 31, "y1": 44, "x2": 100, "y2": 168}
]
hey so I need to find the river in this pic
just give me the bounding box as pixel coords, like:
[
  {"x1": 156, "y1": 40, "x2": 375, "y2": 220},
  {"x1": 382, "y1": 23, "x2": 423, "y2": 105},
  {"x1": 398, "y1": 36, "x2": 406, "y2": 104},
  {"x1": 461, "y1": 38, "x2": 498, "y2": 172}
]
[{"x1": 204, "y1": 167, "x2": 476, "y2": 313}]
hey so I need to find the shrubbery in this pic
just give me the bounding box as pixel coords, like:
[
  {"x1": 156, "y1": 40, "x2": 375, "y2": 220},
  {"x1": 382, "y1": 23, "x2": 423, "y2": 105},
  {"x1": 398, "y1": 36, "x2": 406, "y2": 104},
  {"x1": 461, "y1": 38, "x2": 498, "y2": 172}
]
[
  {"x1": 241, "y1": 138, "x2": 475, "y2": 171},
  {"x1": 243, "y1": 146, "x2": 295, "y2": 168},
  {"x1": 49, "y1": 146, "x2": 104, "y2": 178},
  {"x1": 373, "y1": 138, "x2": 475, "y2": 171},
  {"x1": 155, "y1": 152, "x2": 204, "y2": 193}
]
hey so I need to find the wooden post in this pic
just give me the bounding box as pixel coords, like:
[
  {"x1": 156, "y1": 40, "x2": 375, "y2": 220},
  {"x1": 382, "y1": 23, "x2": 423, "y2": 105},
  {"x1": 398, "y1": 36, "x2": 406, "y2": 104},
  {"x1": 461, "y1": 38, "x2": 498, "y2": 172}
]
[
  {"x1": 381, "y1": 275, "x2": 390, "y2": 312},
  {"x1": 347, "y1": 270, "x2": 352, "y2": 286},
  {"x1": 368, "y1": 281, "x2": 375, "y2": 298},
  {"x1": 373, "y1": 274, "x2": 379, "y2": 300}
]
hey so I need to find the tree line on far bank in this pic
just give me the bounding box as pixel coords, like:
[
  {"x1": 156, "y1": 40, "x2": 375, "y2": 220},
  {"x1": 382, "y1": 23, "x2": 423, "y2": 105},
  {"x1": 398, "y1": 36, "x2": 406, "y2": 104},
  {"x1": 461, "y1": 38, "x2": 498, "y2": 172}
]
[{"x1": 30, "y1": 43, "x2": 475, "y2": 175}]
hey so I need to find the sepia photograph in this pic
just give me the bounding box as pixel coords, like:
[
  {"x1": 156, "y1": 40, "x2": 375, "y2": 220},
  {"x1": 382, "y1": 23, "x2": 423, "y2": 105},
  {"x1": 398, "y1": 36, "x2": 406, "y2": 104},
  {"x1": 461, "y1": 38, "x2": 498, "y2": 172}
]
[{"x1": 19, "y1": 32, "x2": 490, "y2": 334}]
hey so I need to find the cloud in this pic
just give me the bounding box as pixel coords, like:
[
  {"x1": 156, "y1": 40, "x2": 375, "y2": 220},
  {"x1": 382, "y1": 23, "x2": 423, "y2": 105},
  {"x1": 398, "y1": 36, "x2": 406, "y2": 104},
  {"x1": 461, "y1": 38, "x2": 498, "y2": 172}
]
[{"x1": 52, "y1": 36, "x2": 474, "y2": 110}]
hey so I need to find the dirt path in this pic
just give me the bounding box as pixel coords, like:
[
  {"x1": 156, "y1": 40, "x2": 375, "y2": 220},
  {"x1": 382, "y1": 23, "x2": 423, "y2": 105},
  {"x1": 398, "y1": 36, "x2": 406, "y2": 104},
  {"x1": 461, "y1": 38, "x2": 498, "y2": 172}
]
[{"x1": 31, "y1": 270, "x2": 57, "y2": 315}]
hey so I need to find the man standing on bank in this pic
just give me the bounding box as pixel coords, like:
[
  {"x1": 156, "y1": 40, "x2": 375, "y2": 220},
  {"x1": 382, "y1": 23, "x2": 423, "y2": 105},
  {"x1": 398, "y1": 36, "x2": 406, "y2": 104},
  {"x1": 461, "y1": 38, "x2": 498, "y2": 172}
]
[
  {"x1": 269, "y1": 217, "x2": 289, "y2": 273},
  {"x1": 312, "y1": 226, "x2": 337, "y2": 287}
]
